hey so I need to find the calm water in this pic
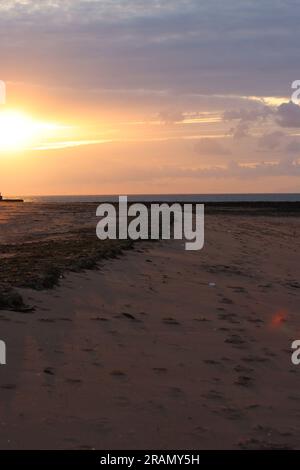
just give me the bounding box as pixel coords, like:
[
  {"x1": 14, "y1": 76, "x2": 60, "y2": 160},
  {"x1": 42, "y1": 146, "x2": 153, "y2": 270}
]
[{"x1": 20, "y1": 193, "x2": 300, "y2": 203}]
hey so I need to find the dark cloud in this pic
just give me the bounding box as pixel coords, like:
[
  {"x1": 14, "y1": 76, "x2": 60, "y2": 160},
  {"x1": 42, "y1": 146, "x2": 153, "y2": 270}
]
[
  {"x1": 224, "y1": 105, "x2": 273, "y2": 123},
  {"x1": 230, "y1": 122, "x2": 250, "y2": 139},
  {"x1": 225, "y1": 101, "x2": 300, "y2": 143},
  {"x1": 276, "y1": 102, "x2": 300, "y2": 128},
  {"x1": 1, "y1": 0, "x2": 300, "y2": 98},
  {"x1": 224, "y1": 103, "x2": 274, "y2": 138}
]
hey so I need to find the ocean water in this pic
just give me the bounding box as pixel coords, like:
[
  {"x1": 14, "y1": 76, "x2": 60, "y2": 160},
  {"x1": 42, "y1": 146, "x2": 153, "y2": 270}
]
[{"x1": 21, "y1": 193, "x2": 300, "y2": 203}]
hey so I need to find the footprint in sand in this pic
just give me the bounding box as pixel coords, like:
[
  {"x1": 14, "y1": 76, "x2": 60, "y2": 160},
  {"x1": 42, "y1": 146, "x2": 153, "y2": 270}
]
[
  {"x1": 152, "y1": 367, "x2": 167, "y2": 374},
  {"x1": 218, "y1": 312, "x2": 239, "y2": 324},
  {"x1": 168, "y1": 386, "x2": 185, "y2": 398},
  {"x1": 225, "y1": 334, "x2": 245, "y2": 346},
  {"x1": 202, "y1": 390, "x2": 224, "y2": 401},
  {"x1": 110, "y1": 370, "x2": 127, "y2": 378},
  {"x1": 38, "y1": 318, "x2": 56, "y2": 323},
  {"x1": 162, "y1": 317, "x2": 181, "y2": 326},
  {"x1": 203, "y1": 359, "x2": 220, "y2": 365},
  {"x1": 113, "y1": 312, "x2": 141, "y2": 323},
  {"x1": 90, "y1": 316, "x2": 109, "y2": 322},
  {"x1": 242, "y1": 355, "x2": 269, "y2": 363},
  {"x1": 234, "y1": 376, "x2": 253, "y2": 387},
  {"x1": 66, "y1": 378, "x2": 82, "y2": 384},
  {"x1": 1, "y1": 384, "x2": 17, "y2": 390},
  {"x1": 234, "y1": 365, "x2": 254, "y2": 374},
  {"x1": 238, "y1": 438, "x2": 292, "y2": 450},
  {"x1": 217, "y1": 406, "x2": 243, "y2": 420}
]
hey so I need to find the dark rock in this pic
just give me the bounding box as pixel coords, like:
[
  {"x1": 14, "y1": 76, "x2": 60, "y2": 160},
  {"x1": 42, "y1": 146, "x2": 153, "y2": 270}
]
[{"x1": 0, "y1": 286, "x2": 33, "y2": 312}]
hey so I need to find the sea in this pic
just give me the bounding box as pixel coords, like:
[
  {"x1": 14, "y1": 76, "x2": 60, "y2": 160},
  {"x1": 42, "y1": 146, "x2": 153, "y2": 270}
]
[{"x1": 20, "y1": 193, "x2": 300, "y2": 203}]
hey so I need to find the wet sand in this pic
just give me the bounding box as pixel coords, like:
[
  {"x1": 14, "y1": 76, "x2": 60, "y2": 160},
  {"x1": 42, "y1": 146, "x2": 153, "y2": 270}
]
[{"x1": 0, "y1": 204, "x2": 299, "y2": 449}]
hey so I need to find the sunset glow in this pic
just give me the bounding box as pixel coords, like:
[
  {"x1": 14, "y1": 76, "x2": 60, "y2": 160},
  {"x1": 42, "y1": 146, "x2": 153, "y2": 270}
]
[
  {"x1": 0, "y1": 110, "x2": 62, "y2": 152},
  {"x1": 0, "y1": 0, "x2": 299, "y2": 195}
]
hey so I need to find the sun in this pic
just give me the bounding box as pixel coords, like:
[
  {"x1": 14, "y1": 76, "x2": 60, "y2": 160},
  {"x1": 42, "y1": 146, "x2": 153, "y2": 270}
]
[{"x1": 0, "y1": 109, "x2": 60, "y2": 151}]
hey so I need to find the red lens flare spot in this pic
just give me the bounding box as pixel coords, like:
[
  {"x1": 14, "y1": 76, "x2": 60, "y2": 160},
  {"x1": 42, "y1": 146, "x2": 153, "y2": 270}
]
[{"x1": 271, "y1": 310, "x2": 287, "y2": 328}]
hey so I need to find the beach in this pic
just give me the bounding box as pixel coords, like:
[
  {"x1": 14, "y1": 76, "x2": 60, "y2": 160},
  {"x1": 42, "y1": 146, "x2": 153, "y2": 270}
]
[{"x1": 0, "y1": 202, "x2": 299, "y2": 449}]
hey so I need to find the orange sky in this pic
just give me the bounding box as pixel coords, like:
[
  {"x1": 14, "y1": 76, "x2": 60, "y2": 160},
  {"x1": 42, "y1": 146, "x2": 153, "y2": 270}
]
[{"x1": 0, "y1": 1, "x2": 300, "y2": 195}]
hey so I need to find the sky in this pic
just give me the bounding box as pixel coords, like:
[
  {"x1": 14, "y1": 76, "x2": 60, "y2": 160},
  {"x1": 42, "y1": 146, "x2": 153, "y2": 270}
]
[{"x1": 0, "y1": 0, "x2": 300, "y2": 195}]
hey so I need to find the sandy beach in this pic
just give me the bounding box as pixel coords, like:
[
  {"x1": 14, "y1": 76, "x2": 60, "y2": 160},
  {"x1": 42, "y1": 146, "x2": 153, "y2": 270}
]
[{"x1": 0, "y1": 203, "x2": 299, "y2": 449}]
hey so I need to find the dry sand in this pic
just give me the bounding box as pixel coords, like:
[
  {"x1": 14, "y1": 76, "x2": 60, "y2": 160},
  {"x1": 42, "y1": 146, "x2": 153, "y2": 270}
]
[{"x1": 0, "y1": 206, "x2": 299, "y2": 449}]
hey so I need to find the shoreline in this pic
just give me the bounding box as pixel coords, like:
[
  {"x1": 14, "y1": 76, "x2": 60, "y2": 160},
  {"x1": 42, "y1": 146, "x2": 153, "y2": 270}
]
[{"x1": 0, "y1": 201, "x2": 299, "y2": 310}]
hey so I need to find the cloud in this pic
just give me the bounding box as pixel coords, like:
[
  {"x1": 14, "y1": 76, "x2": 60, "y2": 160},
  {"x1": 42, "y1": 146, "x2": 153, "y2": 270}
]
[
  {"x1": 276, "y1": 102, "x2": 300, "y2": 128},
  {"x1": 224, "y1": 101, "x2": 300, "y2": 145},
  {"x1": 230, "y1": 121, "x2": 250, "y2": 139},
  {"x1": 190, "y1": 156, "x2": 300, "y2": 179},
  {"x1": 223, "y1": 105, "x2": 272, "y2": 123},
  {"x1": 285, "y1": 140, "x2": 300, "y2": 153},
  {"x1": 158, "y1": 109, "x2": 184, "y2": 124},
  {"x1": 1, "y1": 0, "x2": 300, "y2": 99},
  {"x1": 194, "y1": 138, "x2": 231, "y2": 156},
  {"x1": 31, "y1": 139, "x2": 111, "y2": 151},
  {"x1": 257, "y1": 131, "x2": 285, "y2": 150},
  {"x1": 224, "y1": 103, "x2": 274, "y2": 138}
]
